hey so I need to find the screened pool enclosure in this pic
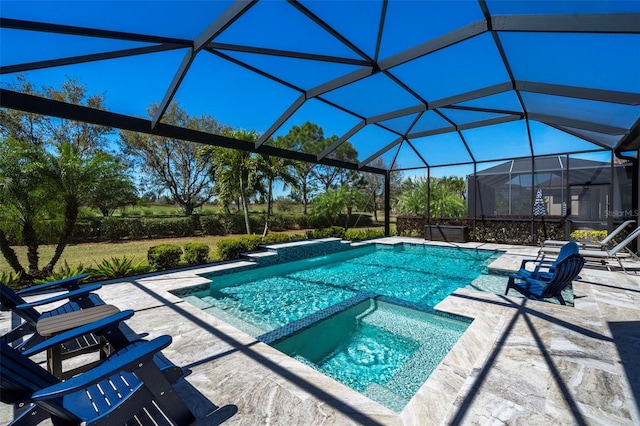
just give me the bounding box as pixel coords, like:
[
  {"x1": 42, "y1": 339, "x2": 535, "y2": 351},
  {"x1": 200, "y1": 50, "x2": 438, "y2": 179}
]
[
  {"x1": 468, "y1": 155, "x2": 633, "y2": 227},
  {"x1": 1, "y1": 1, "x2": 639, "y2": 242}
]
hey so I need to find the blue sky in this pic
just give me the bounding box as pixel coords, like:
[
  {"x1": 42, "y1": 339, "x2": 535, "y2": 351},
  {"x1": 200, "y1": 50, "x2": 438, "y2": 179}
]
[{"x1": 1, "y1": 0, "x2": 638, "y2": 186}]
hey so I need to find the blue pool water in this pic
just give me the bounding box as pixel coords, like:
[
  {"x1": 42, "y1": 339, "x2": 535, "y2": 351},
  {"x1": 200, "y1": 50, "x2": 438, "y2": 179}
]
[
  {"x1": 181, "y1": 243, "x2": 499, "y2": 335},
  {"x1": 273, "y1": 299, "x2": 470, "y2": 411}
]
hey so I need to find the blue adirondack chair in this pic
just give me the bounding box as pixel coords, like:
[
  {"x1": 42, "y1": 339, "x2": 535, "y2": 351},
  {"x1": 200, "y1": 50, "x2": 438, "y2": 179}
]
[
  {"x1": 20, "y1": 309, "x2": 185, "y2": 384},
  {"x1": 3, "y1": 278, "x2": 184, "y2": 382},
  {"x1": 514, "y1": 241, "x2": 579, "y2": 281},
  {"x1": 505, "y1": 253, "x2": 585, "y2": 305},
  {"x1": 1, "y1": 311, "x2": 195, "y2": 426},
  {"x1": 1, "y1": 274, "x2": 105, "y2": 352}
]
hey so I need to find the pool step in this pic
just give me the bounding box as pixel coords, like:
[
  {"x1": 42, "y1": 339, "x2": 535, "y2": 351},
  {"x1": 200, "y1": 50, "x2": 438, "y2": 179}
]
[
  {"x1": 359, "y1": 305, "x2": 431, "y2": 341},
  {"x1": 362, "y1": 383, "x2": 407, "y2": 413},
  {"x1": 241, "y1": 238, "x2": 355, "y2": 266},
  {"x1": 240, "y1": 250, "x2": 278, "y2": 264},
  {"x1": 181, "y1": 295, "x2": 212, "y2": 310},
  {"x1": 202, "y1": 305, "x2": 266, "y2": 338}
]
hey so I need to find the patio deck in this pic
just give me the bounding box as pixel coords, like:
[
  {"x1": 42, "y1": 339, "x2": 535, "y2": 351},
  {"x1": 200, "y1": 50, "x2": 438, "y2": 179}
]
[{"x1": 2, "y1": 238, "x2": 639, "y2": 425}]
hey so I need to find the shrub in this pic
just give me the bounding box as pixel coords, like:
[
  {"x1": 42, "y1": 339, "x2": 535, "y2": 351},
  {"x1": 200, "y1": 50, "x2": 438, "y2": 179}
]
[
  {"x1": 220, "y1": 213, "x2": 247, "y2": 234},
  {"x1": 70, "y1": 219, "x2": 102, "y2": 243},
  {"x1": 36, "y1": 261, "x2": 88, "y2": 283},
  {"x1": 570, "y1": 229, "x2": 607, "y2": 243},
  {"x1": 261, "y1": 233, "x2": 292, "y2": 244},
  {"x1": 147, "y1": 244, "x2": 183, "y2": 270},
  {"x1": 289, "y1": 233, "x2": 307, "y2": 242},
  {"x1": 102, "y1": 217, "x2": 145, "y2": 240},
  {"x1": 344, "y1": 228, "x2": 386, "y2": 241},
  {"x1": 88, "y1": 256, "x2": 146, "y2": 279},
  {"x1": 306, "y1": 226, "x2": 345, "y2": 239},
  {"x1": 184, "y1": 242, "x2": 210, "y2": 265},
  {"x1": 0, "y1": 271, "x2": 21, "y2": 286},
  {"x1": 216, "y1": 235, "x2": 262, "y2": 261},
  {"x1": 144, "y1": 217, "x2": 195, "y2": 238},
  {"x1": 201, "y1": 215, "x2": 227, "y2": 235}
]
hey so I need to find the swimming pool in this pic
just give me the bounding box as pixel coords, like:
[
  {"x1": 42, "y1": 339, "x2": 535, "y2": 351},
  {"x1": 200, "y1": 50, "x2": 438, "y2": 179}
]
[
  {"x1": 175, "y1": 242, "x2": 500, "y2": 411},
  {"x1": 178, "y1": 243, "x2": 499, "y2": 336}
]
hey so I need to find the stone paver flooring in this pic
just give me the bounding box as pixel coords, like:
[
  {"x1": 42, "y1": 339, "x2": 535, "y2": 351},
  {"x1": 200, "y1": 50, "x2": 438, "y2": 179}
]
[{"x1": 2, "y1": 238, "x2": 639, "y2": 425}]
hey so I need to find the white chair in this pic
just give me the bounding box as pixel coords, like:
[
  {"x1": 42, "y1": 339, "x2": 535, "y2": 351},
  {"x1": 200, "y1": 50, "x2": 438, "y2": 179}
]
[
  {"x1": 541, "y1": 220, "x2": 635, "y2": 250},
  {"x1": 564, "y1": 226, "x2": 640, "y2": 273}
]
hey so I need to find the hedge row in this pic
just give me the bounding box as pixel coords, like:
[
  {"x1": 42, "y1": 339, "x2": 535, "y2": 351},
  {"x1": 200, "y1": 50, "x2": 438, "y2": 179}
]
[
  {"x1": 147, "y1": 242, "x2": 211, "y2": 270},
  {"x1": 6, "y1": 213, "x2": 374, "y2": 245}
]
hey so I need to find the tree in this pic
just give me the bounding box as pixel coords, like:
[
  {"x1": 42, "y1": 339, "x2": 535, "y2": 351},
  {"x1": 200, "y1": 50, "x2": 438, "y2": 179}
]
[
  {"x1": 0, "y1": 77, "x2": 118, "y2": 280},
  {"x1": 396, "y1": 176, "x2": 466, "y2": 218},
  {"x1": 396, "y1": 177, "x2": 428, "y2": 216},
  {"x1": 276, "y1": 122, "x2": 323, "y2": 214},
  {"x1": 0, "y1": 138, "x2": 127, "y2": 279},
  {"x1": 311, "y1": 135, "x2": 359, "y2": 191},
  {"x1": 0, "y1": 138, "x2": 55, "y2": 278},
  {"x1": 0, "y1": 75, "x2": 112, "y2": 154},
  {"x1": 40, "y1": 143, "x2": 128, "y2": 272},
  {"x1": 200, "y1": 129, "x2": 259, "y2": 234},
  {"x1": 87, "y1": 161, "x2": 138, "y2": 216},
  {"x1": 120, "y1": 103, "x2": 228, "y2": 215},
  {"x1": 256, "y1": 148, "x2": 296, "y2": 236},
  {"x1": 360, "y1": 159, "x2": 404, "y2": 222},
  {"x1": 312, "y1": 185, "x2": 367, "y2": 228}
]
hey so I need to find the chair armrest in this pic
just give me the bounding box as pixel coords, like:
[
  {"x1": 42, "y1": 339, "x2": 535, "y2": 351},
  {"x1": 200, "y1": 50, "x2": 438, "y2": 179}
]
[
  {"x1": 16, "y1": 274, "x2": 90, "y2": 295},
  {"x1": 519, "y1": 259, "x2": 553, "y2": 268},
  {"x1": 22, "y1": 310, "x2": 134, "y2": 356},
  {"x1": 31, "y1": 335, "x2": 172, "y2": 400},
  {"x1": 15, "y1": 284, "x2": 102, "y2": 309}
]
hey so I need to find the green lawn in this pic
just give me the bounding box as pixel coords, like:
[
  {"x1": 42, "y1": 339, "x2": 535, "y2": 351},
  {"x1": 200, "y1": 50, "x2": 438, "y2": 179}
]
[
  {"x1": 0, "y1": 233, "x2": 281, "y2": 276},
  {"x1": 84, "y1": 202, "x2": 309, "y2": 217},
  {"x1": 0, "y1": 225, "x2": 396, "y2": 277}
]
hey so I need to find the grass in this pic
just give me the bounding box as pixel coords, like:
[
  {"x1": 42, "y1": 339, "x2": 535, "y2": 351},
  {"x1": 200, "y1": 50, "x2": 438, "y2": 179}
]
[
  {"x1": 0, "y1": 226, "x2": 394, "y2": 277},
  {"x1": 0, "y1": 234, "x2": 255, "y2": 276},
  {"x1": 83, "y1": 204, "x2": 397, "y2": 219},
  {"x1": 83, "y1": 202, "x2": 311, "y2": 217}
]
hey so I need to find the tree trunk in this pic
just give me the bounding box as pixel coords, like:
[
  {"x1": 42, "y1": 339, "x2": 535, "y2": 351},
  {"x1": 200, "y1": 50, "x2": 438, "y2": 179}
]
[
  {"x1": 346, "y1": 206, "x2": 353, "y2": 230},
  {"x1": 239, "y1": 181, "x2": 252, "y2": 234},
  {"x1": 22, "y1": 222, "x2": 40, "y2": 276},
  {"x1": 0, "y1": 229, "x2": 27, "y2": 278},
  {"x1": 373, "y1": 195, "x2": 378, "y2": 222},
  {"x1": 302, "y1": 179, "x2": 308, "y2": 215},
  {"x1": 262, "y1": 178, "x2": 273, "y2": 238},
  {"x1": 184, "y1": 202, "x2": 194, "y2": 216},
  {"x1": 43, "y1": 201, "x2": 79, "y2": 276}
]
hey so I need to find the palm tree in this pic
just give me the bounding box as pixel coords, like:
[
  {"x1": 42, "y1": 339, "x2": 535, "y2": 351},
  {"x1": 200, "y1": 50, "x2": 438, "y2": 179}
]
[
  {"x1": 0, "y1": 138, "x2": 53, "y2": 277},
  {"x1": 312, "y1": 185, "x2": 367, "y2": 229},
  {"x1": 0, "y1": 138, "x2": 128, "y2": 279},
  {"x1": 396, "y1": 176, "x2": 466, "y2": 218},
  {"x1": 256, "y1": 150, "x2": 296, "y2": 237},
  {"x1": 38, "y1": 142, "x2": 123, "y2": 274},
  {"x1": 201, "y1": 130, "x2": 259, "y2": 234}
]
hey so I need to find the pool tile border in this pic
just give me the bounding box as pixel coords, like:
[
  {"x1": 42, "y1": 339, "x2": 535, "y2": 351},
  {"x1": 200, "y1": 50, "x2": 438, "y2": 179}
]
[{"x1": 257, "y1": 292, "x2": 473, "y2": 345}]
